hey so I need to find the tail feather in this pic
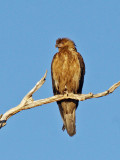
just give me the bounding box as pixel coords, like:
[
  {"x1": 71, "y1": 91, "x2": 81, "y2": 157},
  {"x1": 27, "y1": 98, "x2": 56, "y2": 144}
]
[
  {"x1": 57, "y1": 100, "x2": 77, "y2": 136},
  {"x1": 64, "y1": 109, "x2": 76, "y2": 136}
]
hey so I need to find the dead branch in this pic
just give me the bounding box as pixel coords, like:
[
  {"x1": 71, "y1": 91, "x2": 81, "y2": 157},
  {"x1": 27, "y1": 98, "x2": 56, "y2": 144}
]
[{"x1": 0, "y1": 70, "x2": 120, "y2": 129}]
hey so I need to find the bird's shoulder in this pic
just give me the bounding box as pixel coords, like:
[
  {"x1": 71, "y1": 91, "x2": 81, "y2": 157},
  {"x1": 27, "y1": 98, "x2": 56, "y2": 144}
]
[{"x1": 72, "y1": 51, "x2": 85, "y2": 75}]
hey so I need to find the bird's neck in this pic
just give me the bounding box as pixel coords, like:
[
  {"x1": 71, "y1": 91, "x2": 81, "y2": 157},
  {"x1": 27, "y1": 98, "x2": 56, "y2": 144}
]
[{"x1": 58, "y1": 46, "x2": 77, "y2": 52}]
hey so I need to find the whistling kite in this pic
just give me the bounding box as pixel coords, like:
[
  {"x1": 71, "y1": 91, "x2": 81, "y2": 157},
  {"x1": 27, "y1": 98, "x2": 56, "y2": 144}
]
[{"x1": 51, "y1": 38, "x2": 85, "y2": 136}]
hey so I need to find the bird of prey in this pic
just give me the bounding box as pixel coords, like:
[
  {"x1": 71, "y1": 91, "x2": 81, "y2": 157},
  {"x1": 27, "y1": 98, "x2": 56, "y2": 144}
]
[{"x1": 51, "y1": 38, "x2": 85, "y2": 136}]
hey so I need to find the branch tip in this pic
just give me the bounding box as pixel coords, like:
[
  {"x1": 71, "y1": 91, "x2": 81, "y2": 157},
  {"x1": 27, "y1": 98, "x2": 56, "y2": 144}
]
[{"x1": 0, "y1": 120, "x2": 7, "y2": 129}]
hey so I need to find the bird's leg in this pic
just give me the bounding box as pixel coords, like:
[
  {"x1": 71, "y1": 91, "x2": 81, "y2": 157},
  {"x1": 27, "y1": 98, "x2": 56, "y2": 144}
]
[{"x1": 64, "y1": 85, "x2": 69, "y2": 96}]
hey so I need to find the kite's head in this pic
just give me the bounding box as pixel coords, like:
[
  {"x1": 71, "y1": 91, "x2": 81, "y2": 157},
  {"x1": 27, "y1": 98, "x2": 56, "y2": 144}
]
[{"x1": 55, "y1": 38, "x2": 76, "y2": 51}]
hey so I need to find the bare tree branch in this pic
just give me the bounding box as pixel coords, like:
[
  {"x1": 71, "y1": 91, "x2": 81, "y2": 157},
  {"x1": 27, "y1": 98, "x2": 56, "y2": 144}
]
[{"x1": 0, "y1": 70, "x2": 120, "y2": 129}]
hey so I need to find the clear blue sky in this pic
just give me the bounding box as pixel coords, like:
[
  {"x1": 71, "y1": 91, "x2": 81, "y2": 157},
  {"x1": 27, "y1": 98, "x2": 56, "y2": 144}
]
[{"x1": 0, "y1": 0, "x2": 120, "y2": 160}]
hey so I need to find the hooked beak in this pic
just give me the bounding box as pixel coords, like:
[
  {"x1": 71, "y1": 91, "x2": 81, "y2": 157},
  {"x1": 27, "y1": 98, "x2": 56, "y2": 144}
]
[
  {"x1": 55, "y1": 44, "x2": 59, "y2": 48},
  {"x1": 55, "y1": 44, "x2": 62, "y2": 48}
]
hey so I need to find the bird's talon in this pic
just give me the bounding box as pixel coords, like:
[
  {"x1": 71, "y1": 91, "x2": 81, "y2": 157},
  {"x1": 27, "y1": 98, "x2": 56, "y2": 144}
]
[{"x1": 62, "y1": 125, "x2": 65, "y2": 131}]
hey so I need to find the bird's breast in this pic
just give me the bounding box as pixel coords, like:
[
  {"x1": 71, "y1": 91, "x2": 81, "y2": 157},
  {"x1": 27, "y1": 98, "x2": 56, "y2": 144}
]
[{"x1": 52, "y1": 51, "x2": 81, "y2": 94}]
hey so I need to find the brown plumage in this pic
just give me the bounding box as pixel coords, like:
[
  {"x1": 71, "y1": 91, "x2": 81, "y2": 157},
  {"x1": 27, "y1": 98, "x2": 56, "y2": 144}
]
[{"x1": 51, "y1": 38, "x2": 85, "y2": 136}]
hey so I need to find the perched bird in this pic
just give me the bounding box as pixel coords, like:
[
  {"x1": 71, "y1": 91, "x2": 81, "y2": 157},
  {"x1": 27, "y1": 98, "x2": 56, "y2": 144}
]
[{"x1": 51, "y1": 38, "x2": 85, "y2": 136}]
